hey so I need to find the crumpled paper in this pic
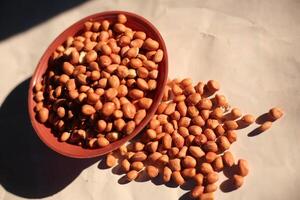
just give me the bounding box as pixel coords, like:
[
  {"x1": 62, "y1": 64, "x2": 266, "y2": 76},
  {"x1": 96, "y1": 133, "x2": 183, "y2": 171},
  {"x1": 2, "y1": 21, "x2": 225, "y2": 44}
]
[{"x1": 0, "y1": 0, "x2": 300, "y2": 199}]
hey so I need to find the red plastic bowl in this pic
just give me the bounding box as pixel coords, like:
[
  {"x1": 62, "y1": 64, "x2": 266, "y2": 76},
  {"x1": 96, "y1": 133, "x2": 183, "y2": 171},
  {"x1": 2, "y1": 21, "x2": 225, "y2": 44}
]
[{"x1": 28, "y1": 11, "x2": 168, "y2": 158}]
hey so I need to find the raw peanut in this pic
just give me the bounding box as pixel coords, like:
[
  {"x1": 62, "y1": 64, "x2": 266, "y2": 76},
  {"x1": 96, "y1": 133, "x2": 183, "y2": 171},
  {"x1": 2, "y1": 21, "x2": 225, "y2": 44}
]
[
  {"x1": 178, "y1": 127, "x2": 189, "y2": 137},
  {"x1": 192, "y1": 116, "x2": 205, "y2": 127},
  {"x1": 168, "y1": 147, "x2": 179, "y2": 158},
  {"x1": 148, "y1": 152, "x2": 162, "y2": 162},
  {"x1": 149, "y1": 119, "x2": 160, "y2": 129},
  {"x1": 172, "y1": 133, "x2": 184, "y2": 149},
  {"x1": 182, "y1": 168, "x2": 196, "y2": 178},
  {"x1": 106, "y1": 154, "x2": 117, "y2": 167},
  {"x1": 198, "y1": 98, "x2": 212, "y2": 110},
  {"x1": 189, "y1": 125, "x2": 202, "y2": 136},
  {"x1": 126, "y1": 152, "x2": 135, "y2": 160},
  {"x1": 157, "y1": 102, "x2": 168, "y2": 114},
  {"x1": 238, "y1": 159, "x2": 249, "y2": 177},
  {"x1": 182, "y1": 156, "x2": 196, "y2": 168},
  {"x1": 143, "y1": 60, "x2": 157, "y2": 70},
  {"x1": 153, "y1": 49, "x2": 164, "y2": 63},
  {"x1": 163, "y1": 166, "x2": 172, "y2": 182},
  {"x1": 62, "y1": 62, "x2": 74, "y2": 76},
  {"x1": 130, "y1": 39, "x2": 144, "y2": 48},
  {"x1": 269, "y1": 107, "x2": 283, "y2": 120},
  {"x1": 60, "y1": 132, "x2": 70, "y2": 142},
  {"x1": 203, "y1": 129, "x2": 216, "y2": 141},
  {"x1": 97, "y1": 120, "x2": 107, "y2": 132},
  {"x1": 114, "y1": 118, "x2": 126, "y2": 131},
  {"x1": 215, "y1": 94, "x2": 228, "y2": 107},
  {"x1": 138, "y1": 98, "x2": 153, "y2": 109},
  {"x1": 186, "y1": 93, "x2": 201, "y2": 105},
  {"x1": 195, "y1": 81, "x2": 205, "y2": 95},
  {"x1": 131, "y1": 151, "x2": 147, "y2": 162},
  {"x1": 222, "y1": 151, "x2": 235, "y2": 167},
  {"x1": 126, "y1": 170, "x2": 138, "y2": 181},
  {"x1": 146, "y1": 141, "x2": 158, "y2": 153},
  {"x1": 148, "y1": 79, "x2": 157, "y2": 91},
  {"x1": 206, "y1": 172, "x2": 219, "y2": 184},
  {"x1": 217, "y1": 136, "x2": 231, "y2": 151},
  {"x1": 189, "y1": 146, "x2": 205, "y2": 158},
  {"x1": 172, "y1": 84, "x2": 183, "y2": 95},
  {"x1": 101, "y1": 20, "x2": 109, "y2": 31},
  {"x1": 185, "y1": 135, "x2": 195, "y2": 146},
  {"x1": 162, "y1": 134, "x2": 172, "y2": 149},
  {"x1": 87, "y1": 92, "x2": 100, "y2": 104},
  {"x1": 114, "y1": 23, "x2": 126, "y2": 33},
  {"x1": 113, "y1": 110, "x2": 123, "y2": 118},
  {"x1": 191, "y1": 186, "x2": 204, "y2": 198},
  {"x1": 126, "y1": 47, "x2": 139, "y2": 58},
  {"x1": 106, "y1": 64, "x2": 118, "y2": 74},
  {"x1": 143, "y1": 38, "x2": 159, "y2": 50},
  {"x1": 137, "y1": 67, "x2": 148, "y2": 78},
  {"x1": 57, "y1": 107, "x2": 65, "y2": 118},
  {"x1": 37, "y1": 108, "x2": 49, "y2": 123},
  {"x1": 102, "y1": 102, "x2": 115, "y2": 116},
  {"x1": 177, "y1": 101, "x2": 187, "y2": 116},
  {"x1": 200, "y1": 163, "x2": 214, "y2": 174},
  {"x1": 117, "y1": 85, "x2": 128, "y2": 97},
  {"x1": 117, "y1": 14, "x2": 127, "y2": 24},
  {"x1": 158, "y1": 154, "x2": 169, "y2": 165},
  {"x1": 136, "y1": 78, "x2": 149, "y2": 90},
  {"x1": 106, "y1": 132, "x2": 119, "y2": 142},
  {"x1": 194, "y1": 134, "x2": 207, "y2": 146},
  {"x1": 199, "y1": 193, "x2": 214, "y2": 200},
  {"x1": 129, "y1": 89, "x2": 144, "y2": 99},
  {"x1": 105, "y1": 122, "x2": 113, "y2": 132},
  {"x1": 202, "y1": 141, "x2": 218, "y2": 153},
  {"x1": 180, "y1": 78, "x2": 193, "y2": 88},
  {"x1": 205, "y1": 152, "x2": 217, "y2": 163},
  {"x1": 163, "y1": 123, "x2": 174, "y2": 134},
  {"x1": 88, "y1": 138, "x2": 97, "y2": 148},
  {"x1": 97, "y1": 137, "x2": 109, "y2": 147},
  {"x1": 99, "y1": 55, "x2": 112, "y2": 67},
  {"x1": 134, "y1": 109, "x2": 146, "y2": 125},
  {"x1": 145, "y1": 129, "x2": 157, "y2": 140},
  {"x1": 34, "y1": 91, "x2": 44, "y2": 102},
  {"x1": 224, "y1": 120, "x2": 238, "y2": 130},
  {"x1": 206, "y1": 119, "x2": 219, "y2": 129},
  {"x1": 146, "y1": 165, "x2": 159, "y2": 178},
  {"x1": 231, "y1": 108, "x2": 242, "y2": 119},
  {"x1": 259, "y1": 121, "x2": 272, "y2": 132},
  {"x1": 119, "y1": 145, "x2": 128, "y2": 156},
  {"x1": 172, "y1": 171, "x2": 185, "y2": 185},
  {"x1": 131, "y1": 161, "x2": 144, "y2": 171},
  {"x1": 194, "y1": 173, "x2": 204, "y2": 185},
  {"x1": 81, "y1": 104, "x2": 96, "y2": 116},
  {"x1": 169, "y1": 158, "x2": 181, "y2": 171},
  {"x1": 178, "y1": 146, "x2": 188, "y2": 158},
  {"x1": 173, "y1": 95, "x2": 186, "y2": 102},
  {"x1": 133, "y1": 142, "x2": 145, "y2": 152},
  {"x1": 226, "y1": 130, "x2": 237, "y2": 143},
  {"x1": 178, "y1": 117, "x2": 191, "y2": 127},
  {"x1": 122, "y1": 103, "x2": 136, "y2": 119},
  {"x1": 183, "y1": 85, "x2": 196, "y2": 95},
  {"x1": 233, "y1": 174, "x2": 244, "y2": 188},
  {"x1": 171, "y1": 111, "x2": 181, "y2": 121},
  {"x1": 201, "y1": 110, "x2": 211, "y2": 121},
  {"x1": 210, "y1": 107, "x2": 223, "y2": 119},
  {"x1": 242, "y1": 114, "x2": 255, "y2": 125},
  {"x1": 134, "y1": 31, "x2": 146, "y2": 40},
  {"x1": 187, "y1": 106, "x2": 199, "y2": 117},
  {"x1": 121, "y1": 159, "x2": 131, "y2": 172},
  {"x1": 215, "y1": 125, "x2": 225, "y2": 136},
  {"x1": 207, "y1": 80, "x2": 220, "y2": 92},
  {"x1": 205, "y1": 183, "x2": 217, "y2": 193},
  {"x1": 130, "y1": 58, "x2": 143, "y2": 68}
]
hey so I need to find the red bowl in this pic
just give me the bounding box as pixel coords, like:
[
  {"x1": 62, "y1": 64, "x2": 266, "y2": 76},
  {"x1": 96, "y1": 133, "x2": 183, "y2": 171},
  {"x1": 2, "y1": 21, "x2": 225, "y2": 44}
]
[{"x1": 28, "y1": 11, "x2": 168, "y2": 158}]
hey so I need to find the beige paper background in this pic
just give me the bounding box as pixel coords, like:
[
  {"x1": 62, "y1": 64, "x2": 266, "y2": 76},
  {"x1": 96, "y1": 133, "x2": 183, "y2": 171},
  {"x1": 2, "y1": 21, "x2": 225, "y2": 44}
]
[{"x1": 0, "y1": 0, "x2": 300, "y2": 199}]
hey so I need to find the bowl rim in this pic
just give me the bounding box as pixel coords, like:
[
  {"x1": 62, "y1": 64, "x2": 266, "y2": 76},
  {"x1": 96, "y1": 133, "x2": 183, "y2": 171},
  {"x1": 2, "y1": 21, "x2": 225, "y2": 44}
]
[{"x1": 27, "y1": 10, "x2": 168, "y2": 158}]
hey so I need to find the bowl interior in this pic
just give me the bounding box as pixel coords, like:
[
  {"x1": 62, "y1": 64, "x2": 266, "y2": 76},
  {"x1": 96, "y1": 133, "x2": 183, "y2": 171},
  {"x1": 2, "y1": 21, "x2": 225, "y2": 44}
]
[{"x1": 28, "y1": 11, "x2": 168, "y2": 158}]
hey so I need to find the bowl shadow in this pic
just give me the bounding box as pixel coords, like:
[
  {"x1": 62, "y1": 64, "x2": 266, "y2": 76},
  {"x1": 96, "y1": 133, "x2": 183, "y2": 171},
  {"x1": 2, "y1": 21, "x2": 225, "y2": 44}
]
[{"x1": 0, "y1": 78, "x2": 98, "y2": 198}]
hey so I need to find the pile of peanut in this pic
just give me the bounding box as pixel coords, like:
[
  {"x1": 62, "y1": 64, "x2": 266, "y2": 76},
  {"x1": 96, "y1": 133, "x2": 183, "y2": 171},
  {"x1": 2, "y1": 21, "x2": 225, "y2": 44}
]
[
  {"x1": 33, "y1": 14, "x2": 164, "y2": 148},
  {"x1": 104, "y1": 79, "x2": 283, "y2": 200}
]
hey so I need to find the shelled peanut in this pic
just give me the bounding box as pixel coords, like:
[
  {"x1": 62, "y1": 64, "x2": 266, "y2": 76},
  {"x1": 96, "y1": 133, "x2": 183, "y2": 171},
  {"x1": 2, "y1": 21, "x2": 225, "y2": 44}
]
[
  {"x1": 105, "y1": 79, "x2": 265, "y2": 199},
  {"x1": 32, "y1": 14, "x2": 165, "y2": 148}
]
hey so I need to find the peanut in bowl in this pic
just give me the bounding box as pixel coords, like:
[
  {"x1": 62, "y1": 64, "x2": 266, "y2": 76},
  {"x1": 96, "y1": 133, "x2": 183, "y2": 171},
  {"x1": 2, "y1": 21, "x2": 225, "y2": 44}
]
[{"x1": 28, "y1": 11, "x2": 168, "y2": 158}]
